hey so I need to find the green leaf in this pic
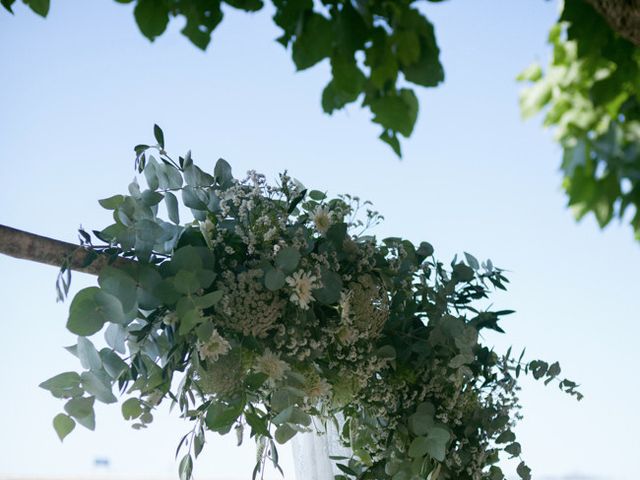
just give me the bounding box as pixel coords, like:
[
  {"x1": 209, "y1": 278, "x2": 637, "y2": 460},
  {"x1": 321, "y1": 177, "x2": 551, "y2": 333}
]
[
  {"x1": 170, "y1": 245, "x2": 204, "y2": 272},
  {"x1": 313, "y1": 268, "x2": 342, "y2": 304},
  {"x1": 272, "y1": 406, "x2": 311, "y2": 427},
  {"x1": 331, "y1": 52, "x2": 365, "y2": 97},
  {"x1": 496, "y1": 430, "x2": 516, "y2": 444},
  {"x1": 396, "y1": 9, "x2": 444, "y2": 87},
  {"x1": 179, "y1": 453, "x2": 193, "y2": 480},
  {"x1": 156, "y1": 162, "x2": 183, "y2": 190},
  {"x1": 39, "y1": 372, "x2": 83, "y2": 399},
  {"x1": 504, "y1": 442, "x2": 522, "y2": 457},
  {"x1": 1, "y1": 0, "x2": 16, "y2": 14},
  {"x1": 153, "y1": 124, "x2": 165, "y2": 148},
  {"x1": 174, "y1": 270, "x2": 203, "y2": 295},
  {"x1": 205, "y1": 401, "x2": 243, "y2": 432},
  {"x1": 105, "y1": 323, "x2": 127, "y2": 354},
  {"x1": 464, "y1": 252, "x2": 480, "y2": 270},
  {"x1": 141, "y1": 189, "x2": 164, "y2": 206},
  {"x1": 370, "y1": 89, "x2": 419, "y2": 138},
  {"x1": 81, "y1": 371, "x2": 117, "y2": 404},
  {"x1": 64, "y1": 396, "x2": 96, "y2": 430},
  {"x1": 182, "y1": 186, "x2": 208, "y2": 210},
  {"x1": 516, "y1": 461, "x2": 532, "y2": 480},
  {"x1": 77, "y1": 336, "x2": 102, "y2": 371},
  {"x1": 194, "y1": 290, "x2": 223, "y2": 309},
  {"x1": 424, "y1": 426, "x2": 451, "y2": 461},
  {"x1": 275, "y1": 247, "x2": 301, "y2": 273},
  {"x1": 224, "y1": 0, "x2": 263, "y2": 11},
  {"x1": 274, "y1": 423, "x2": 297, "y2": 444},
  {"x1": 516, "y1": 63, "x2": 543, "y2": 82},
  {"x1": 100, "y1": 348, "x2": 128, "y2": 379},
  {"x1": 122, "y1": 398, "x2": 144, "y2": 420},
  {"x1": 379, "y1": 130, "x2": 402, "y2": 157},
  {"x1": 214, "y1": 158, "x2": 234, "y2": 188},
  {"x1": 177, "y1": 308, "x2": 204, "y2": 335},
  {"x1": 53, "y1": 413, "x2": 75, "y2": 441},
  {"x1": 417, "y1": 241, "x2": 434, "y2": 257},
  {"x1": 265, "y1": 268, "x2": 286, "y2": 291},
  {"x1": 134, "y1": 0, "x2": 169, "y2": 40},
  {"x1": 184, "y1": 164, "x2": 214, "y2": 187},
  {"x1": 99, "y1": 266, "x2": 138, "y2": 314},
  {"x1": 194, "y1": 430, "x2": 205, "y2": 457},
  {"x1": 98, "y1": 194, "x2": 125, "y2": 210},
  {"x1": 67, "y1": 287, "x2": 126, "y2": 336},
  {"x1": 292, "y1": 13, "x2": 333, "y2": 70},
  {"x1": 408, "y1": 436, "x2": 429, "y2": 458},
  {"x1": 143, "y1": 159, "x2": 159, "y2": 190},
  {"x1": 488, "y1": 466, "x2": 504, "y2": 480},
  {"x1": 335, "y1": 1, "x2": 367, "y2": 55},
  {"x1": 395, "y1": 30, "x2": 420, "y2": 66},
  {"x1": 164, "y1": 191, "x2": 180, "y2": 224},
  {"x1": 408, "y1": 411, "x2": 434, "y2": 436},
  {"x1": 24, "y1": 0, "x2": 49, "y2": 16},
  {"x1": 180, "y1": 2, "x2": 222, "y2": 50}
]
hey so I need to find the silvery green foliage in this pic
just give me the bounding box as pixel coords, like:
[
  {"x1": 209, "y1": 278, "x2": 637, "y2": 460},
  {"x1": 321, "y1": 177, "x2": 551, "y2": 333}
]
[{"x1": 42, "y1": 127, "x2": 581, "y2": 480}]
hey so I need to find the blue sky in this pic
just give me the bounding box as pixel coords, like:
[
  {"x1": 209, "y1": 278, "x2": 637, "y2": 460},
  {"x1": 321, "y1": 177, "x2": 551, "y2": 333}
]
[{"x1": 0, "y1": 1, "x2": 639, "y2": 479}]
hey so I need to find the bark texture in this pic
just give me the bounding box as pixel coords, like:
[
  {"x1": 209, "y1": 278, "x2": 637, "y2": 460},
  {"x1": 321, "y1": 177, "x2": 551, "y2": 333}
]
[
  {"x1": 0, "y1": 224, "x2": 133, "y2": 275},
  {"x1": 585, "y1": 0, "x2": 640, "y2": 46}
]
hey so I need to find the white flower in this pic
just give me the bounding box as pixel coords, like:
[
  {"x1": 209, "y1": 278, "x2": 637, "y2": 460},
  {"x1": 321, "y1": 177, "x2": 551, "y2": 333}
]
[
  {"x1": 286, "y1": 270, "x2": 318, "y2": 310},
  {"x1": 305, "y1": 376, "x2": 332, "y2": 400},
  {"x1": 197, "y1": 329, "x2": 231, "y2": 361},
  {"x1": 312, "y1": 206, "x2": 331, "y2": 234},
  {"x1": 199, "y1": 218, "x2": 215, "y2": 248},
  {"x1": 254, "y1": 349, "x2": 289, "y2": 384},
  {"x1": 162, "y1": 311, "x2": 179, "y2": 326}
]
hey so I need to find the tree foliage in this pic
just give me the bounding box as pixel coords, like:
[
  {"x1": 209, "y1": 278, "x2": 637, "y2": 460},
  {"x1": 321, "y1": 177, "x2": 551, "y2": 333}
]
[
  {"x1": 3, "y1": 0, "x2": 640, "y2": 239},
  {"x1": 519, "y1": 0, "x2": 640, "y2": 240},
  {"x1": 1, "y1": 0, "x2": 445, "y2": 156}
]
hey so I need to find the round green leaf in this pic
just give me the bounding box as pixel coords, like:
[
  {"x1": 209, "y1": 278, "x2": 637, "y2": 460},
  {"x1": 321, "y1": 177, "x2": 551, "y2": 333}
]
[
  {"x1": 275, "y1": 247, "x2": 301, "y2": 273},
  {"x1": 122, "y1": 398, "x2": 144, "y2": 420},
  {"x1": 67, "y1": 287, "x2": 126, "y2": 336},
  {"x1": 265, "y1": 268, "x2": 286, "y2": 291},
  {"x1": 53, "y1": 413, "x2": 75, "y2": 441}
]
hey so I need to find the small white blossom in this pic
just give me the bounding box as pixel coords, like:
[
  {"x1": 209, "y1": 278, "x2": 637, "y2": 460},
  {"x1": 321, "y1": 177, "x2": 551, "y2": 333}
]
[
  {"x1": 162, "y1": 311, "x2": 179, "y2": 326},
  {"x1": 312, "y1": 206, "x2": 332, "y2": 234},
  {"x1": 286, "y1": 270, "x2": 318, "y2": 310},
  {"x1": 199, "y1": 218, "x2": 215, "y2": 248},
  {"x1": 197, "y1": 329, "x2": 231, "y2": 362},
  {"x1": 254, "y1": 349, "x2": 289, "y2": 384}
]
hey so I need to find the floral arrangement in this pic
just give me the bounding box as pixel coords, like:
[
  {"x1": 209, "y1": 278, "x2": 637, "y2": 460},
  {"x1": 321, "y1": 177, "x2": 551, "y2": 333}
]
[{"x1": 42, "y1": 127, "x2": 581, "y2": 480}]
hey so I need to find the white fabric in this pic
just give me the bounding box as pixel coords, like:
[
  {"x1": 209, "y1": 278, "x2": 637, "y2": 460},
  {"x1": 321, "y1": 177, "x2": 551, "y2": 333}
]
[{"x1": 292, "y1": 418, "x2": 351, "y2": 480}]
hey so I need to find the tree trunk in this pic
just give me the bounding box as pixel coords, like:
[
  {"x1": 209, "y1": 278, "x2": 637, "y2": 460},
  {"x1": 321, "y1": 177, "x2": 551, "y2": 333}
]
[
  {"x1": 585, "y1": 0, "x2": 640, "y2": 46},
  {"x1": 0, "y1": 224, "x2": 133, "y2": 275}
]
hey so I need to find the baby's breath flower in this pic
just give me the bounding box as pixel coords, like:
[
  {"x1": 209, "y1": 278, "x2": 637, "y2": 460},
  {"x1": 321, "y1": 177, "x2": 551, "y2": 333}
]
[
  {"x1": 197, "y1": 329, "x2": 231, "y2": 362},
  {"x1": 286, "y1": 270, "x2": 318, "y2": 310},
  {"x1": 254, "y1": 349, "x2": 289, "y2": 384}
]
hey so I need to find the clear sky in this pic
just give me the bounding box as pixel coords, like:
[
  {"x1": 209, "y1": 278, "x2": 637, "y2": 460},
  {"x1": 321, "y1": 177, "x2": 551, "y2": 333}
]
[{"x1": 0, "y1": 1, "x2": 638, "y2": 480}]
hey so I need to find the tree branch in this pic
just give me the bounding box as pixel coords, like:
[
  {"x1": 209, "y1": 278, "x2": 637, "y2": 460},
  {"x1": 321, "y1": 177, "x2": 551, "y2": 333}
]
[
  {"x1": 0, "y1": 224, "x2": 134, "y2": 276},
  {"x1": 585, "y1": 0, "x2": 640, "y2": 47}
]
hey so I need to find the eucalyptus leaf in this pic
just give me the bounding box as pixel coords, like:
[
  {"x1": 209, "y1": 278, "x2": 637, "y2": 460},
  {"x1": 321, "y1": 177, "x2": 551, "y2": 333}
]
[
  {"x1": 53, "y1": 413, "x2": 75, "y2": 441},
  {"x1": 67, "y1": 287, "x2": 126, "y2": 336}
]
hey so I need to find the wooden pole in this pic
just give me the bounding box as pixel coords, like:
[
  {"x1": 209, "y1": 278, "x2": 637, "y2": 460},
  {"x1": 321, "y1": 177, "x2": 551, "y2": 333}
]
[{"x1": 0, "y1": 224, "x2": 132, "y2": 275}]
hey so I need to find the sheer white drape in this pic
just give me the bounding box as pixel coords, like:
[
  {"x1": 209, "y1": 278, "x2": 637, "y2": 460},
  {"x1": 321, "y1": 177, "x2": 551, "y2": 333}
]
[{"x1": 292, "y1": 418, "x2": 351, "y2": 480}]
